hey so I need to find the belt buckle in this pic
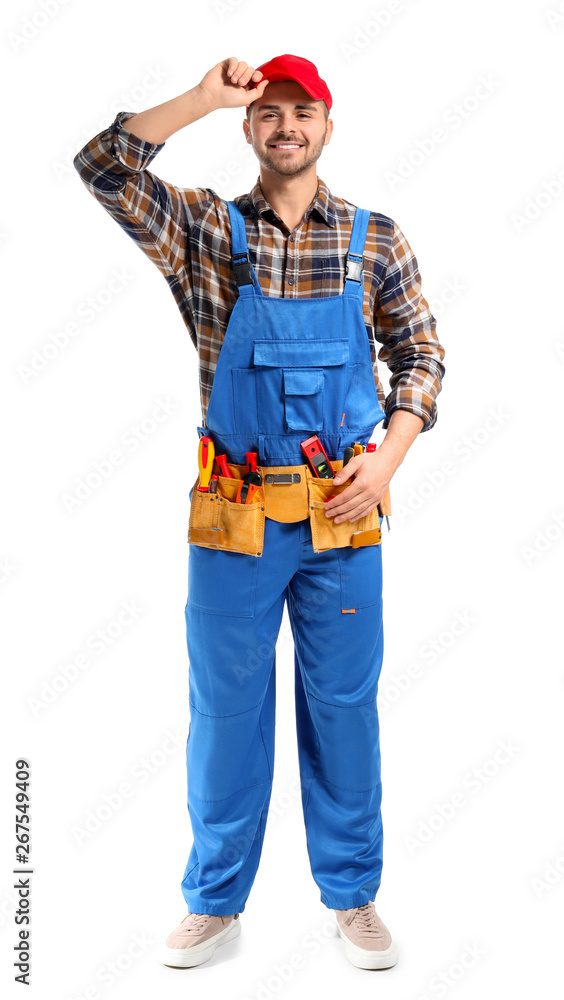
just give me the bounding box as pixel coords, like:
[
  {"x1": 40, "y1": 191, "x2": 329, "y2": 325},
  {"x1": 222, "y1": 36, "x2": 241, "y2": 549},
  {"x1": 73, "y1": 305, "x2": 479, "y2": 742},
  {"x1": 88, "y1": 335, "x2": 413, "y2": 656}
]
[{"x1": 264, "y1": 473, "x2": 301, "y2": 485}]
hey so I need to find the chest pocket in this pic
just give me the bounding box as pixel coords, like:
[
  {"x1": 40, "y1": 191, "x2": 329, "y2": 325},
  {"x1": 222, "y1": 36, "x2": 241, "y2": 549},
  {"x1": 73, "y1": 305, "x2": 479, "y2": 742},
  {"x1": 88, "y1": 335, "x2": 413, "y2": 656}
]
[
  {"x1": 283, "y1": 369, "x2": 324, "y2": 429},
  {"x1": 254, "y1": 338, "x2": 349, "y2": 433}
]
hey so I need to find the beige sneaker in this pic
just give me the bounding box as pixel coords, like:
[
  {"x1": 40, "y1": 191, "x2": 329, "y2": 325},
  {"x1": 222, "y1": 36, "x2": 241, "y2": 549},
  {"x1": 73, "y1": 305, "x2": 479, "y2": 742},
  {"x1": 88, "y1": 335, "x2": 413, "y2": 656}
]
[
  {"x1": 160, "y1": 911, "x2": 240, "y2": 968},
  {"x1": 334, "y1": 902, "x2": 398, "y2": 970}
]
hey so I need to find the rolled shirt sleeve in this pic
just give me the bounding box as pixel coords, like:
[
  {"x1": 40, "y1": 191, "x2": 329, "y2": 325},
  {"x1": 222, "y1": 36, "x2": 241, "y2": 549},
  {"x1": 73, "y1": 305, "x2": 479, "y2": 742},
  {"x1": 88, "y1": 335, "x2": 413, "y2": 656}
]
[
  {"x1": 374, "y1": 220, "x2": 445, "y2": 432},
  {"x1": 72, "y1": 110, "x2": 210, "y2": 280}
]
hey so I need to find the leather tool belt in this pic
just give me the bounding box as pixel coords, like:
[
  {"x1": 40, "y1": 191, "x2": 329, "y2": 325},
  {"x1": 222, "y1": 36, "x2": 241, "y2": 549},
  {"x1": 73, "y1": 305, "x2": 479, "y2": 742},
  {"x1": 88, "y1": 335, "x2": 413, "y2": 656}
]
[{"x1": 188, "y1": 460, "x2": 391, "y2": 557}]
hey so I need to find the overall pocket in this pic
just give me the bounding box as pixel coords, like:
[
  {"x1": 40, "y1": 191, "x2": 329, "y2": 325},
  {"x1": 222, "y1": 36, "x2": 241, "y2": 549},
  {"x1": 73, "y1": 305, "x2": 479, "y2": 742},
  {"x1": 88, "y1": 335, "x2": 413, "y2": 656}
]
[
  {"x1": 186, "y1": 535, "x2": 259, "y2": 617},
  {"x1": 253, "y1": 338, "x2": 348, "y2": 434},
  {"x1": 306, "y1": 474, "x2": 382, "y2": 553},
  {"x1": 282, "y1": 369, "x2": 325, "y2": 430},
  {"x1": 188, "y1": 471, "x2": 266, "y2": 557},
  {"x1": 338, "y1": 533, "x2": 383, "y2": 610}
]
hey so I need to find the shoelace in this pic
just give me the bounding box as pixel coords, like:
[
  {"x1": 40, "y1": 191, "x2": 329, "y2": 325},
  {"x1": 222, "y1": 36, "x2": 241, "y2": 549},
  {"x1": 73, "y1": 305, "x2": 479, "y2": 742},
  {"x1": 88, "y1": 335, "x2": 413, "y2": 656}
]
[
  {"x1": 346, "y1": 903, "x2": 383, "y2": 937},
  {"x1": 180, "y1": 912, "x2": 213, "y2": 933}
]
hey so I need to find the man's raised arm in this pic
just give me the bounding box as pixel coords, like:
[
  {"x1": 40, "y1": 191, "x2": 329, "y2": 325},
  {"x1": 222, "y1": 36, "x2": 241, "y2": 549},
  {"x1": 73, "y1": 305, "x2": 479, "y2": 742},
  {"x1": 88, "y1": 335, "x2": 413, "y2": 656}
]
[{"x1": 72, "y1": 59, "x2": 269, "y2": 277}]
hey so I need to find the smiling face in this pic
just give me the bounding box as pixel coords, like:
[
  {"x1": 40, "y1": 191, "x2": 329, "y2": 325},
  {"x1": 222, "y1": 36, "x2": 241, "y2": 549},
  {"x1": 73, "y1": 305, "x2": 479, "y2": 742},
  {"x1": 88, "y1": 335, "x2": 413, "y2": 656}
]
[{"x1": 243, "y1": 79, "x2": 332, "y2": 177}]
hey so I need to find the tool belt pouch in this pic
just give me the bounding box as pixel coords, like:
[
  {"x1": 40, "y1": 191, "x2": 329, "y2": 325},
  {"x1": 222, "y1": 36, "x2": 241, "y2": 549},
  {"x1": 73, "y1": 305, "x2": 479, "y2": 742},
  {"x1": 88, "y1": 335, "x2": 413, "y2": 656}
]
[
  {"x1": 306, "y1": 460, "x2": 383, "y2": 553},
  {"x1": 188, "y1": 464, "x2": 266, "y2": 557}
]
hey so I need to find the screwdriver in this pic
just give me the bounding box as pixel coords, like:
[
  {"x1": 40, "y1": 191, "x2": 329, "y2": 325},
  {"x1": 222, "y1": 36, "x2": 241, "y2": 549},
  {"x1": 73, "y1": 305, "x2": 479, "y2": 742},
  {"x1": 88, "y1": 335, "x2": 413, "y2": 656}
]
[{"x1": 197, "y1": 436, "x2": 215, "y2": 491}]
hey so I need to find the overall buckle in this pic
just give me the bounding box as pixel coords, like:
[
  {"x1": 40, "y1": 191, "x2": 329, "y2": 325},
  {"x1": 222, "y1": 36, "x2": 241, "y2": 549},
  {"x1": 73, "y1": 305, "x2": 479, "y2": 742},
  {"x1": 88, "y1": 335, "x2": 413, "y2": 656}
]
[
  {"x1": 232, "y1": 252, "x2": 253, "y2": 286},
  {"x1": 345, "y1": 252, "x2": 363, "y2": 282}
]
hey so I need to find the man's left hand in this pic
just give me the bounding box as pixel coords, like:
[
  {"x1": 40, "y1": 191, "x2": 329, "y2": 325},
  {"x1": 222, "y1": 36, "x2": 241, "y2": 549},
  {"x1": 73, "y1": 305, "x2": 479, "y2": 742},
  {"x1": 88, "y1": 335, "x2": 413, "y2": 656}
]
[
  {"x1": 324, "y1": 411, "x2": 425, "y2": 522},
  {"x1": 324, "y1": 451, "x2": 394, "y2": 523}
]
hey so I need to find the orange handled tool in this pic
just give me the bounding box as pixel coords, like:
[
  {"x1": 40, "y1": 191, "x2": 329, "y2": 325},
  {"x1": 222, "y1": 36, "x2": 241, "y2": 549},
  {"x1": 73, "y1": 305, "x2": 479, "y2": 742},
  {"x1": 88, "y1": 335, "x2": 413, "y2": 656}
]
[
  {"x1": 215, "y1": 454, "x2": 234, "y2": 478},
  {"x1": 197, "y1": 435, "x2": 215, "y2": 491},
  {"x1": 235, "y1": 471, "x2": 262, "y2": 504}
]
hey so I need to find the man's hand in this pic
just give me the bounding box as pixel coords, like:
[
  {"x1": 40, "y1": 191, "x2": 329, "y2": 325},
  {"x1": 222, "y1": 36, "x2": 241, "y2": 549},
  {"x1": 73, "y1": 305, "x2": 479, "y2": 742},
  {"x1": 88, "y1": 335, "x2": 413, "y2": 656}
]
[
  {"x1": 323, "y1": 451, "x2": 395, "y2": 523},
  {"x1": 324, "y1": 410, "x2": 425, "y2": 523},
  {"x1": 198, "y1": 58, "x2": 270, "y2": 111},
  {"x1": 123, "y1": 58, "x2": 271, "y2": 144}
]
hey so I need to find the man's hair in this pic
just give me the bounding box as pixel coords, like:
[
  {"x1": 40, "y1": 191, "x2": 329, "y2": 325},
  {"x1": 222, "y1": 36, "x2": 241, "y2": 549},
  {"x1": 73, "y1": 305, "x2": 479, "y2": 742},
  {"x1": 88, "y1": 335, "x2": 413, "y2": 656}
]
[{"x1": 246, "y1": 100, "x2": 329, "y2": 124}]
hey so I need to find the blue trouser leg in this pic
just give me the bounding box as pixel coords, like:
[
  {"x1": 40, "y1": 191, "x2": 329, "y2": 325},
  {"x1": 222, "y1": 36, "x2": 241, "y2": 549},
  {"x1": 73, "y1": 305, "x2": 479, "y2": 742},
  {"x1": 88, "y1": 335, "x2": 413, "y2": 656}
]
[
  {"x1": 181, "y1": 518, "x2": 296, "y2": 914},
  {"x1": 181, "y1": 661, "x2": 277, "y2": 914},
  {"x1": 288, "y1": 517, "x2": 385, "y2": 909}
]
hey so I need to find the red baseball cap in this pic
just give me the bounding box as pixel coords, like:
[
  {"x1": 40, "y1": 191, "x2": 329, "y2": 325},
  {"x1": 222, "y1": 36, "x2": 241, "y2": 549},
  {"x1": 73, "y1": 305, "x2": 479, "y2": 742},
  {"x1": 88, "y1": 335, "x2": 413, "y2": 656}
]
[{"x1": 245, "y1": 53, "x2": 332, "y2": 114}]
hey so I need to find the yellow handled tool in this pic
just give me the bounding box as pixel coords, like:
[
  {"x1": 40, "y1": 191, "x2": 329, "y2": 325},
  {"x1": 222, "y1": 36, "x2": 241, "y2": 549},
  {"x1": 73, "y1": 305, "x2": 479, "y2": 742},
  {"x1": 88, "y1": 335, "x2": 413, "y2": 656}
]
[{"x1": 197, "y1": 435, "x2": 215, "y2": 492}]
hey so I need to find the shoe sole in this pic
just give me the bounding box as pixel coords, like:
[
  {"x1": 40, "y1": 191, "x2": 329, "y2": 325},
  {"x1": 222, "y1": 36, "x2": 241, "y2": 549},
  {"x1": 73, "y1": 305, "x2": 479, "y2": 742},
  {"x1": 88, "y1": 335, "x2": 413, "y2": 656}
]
[
  {"x1": 159, "y1": 916, "x2": 241, "y2": 968},
  {"x1": 337, "y1": 925, "x2": 399, "y2": 970}
]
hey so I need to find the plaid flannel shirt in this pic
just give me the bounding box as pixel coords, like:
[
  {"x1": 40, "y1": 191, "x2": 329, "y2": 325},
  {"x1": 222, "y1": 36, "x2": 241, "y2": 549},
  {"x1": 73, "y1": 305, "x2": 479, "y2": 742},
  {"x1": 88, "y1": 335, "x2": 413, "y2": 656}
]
[{"x1": 73, "y1": 110, "x2": 445, "y2": 432}]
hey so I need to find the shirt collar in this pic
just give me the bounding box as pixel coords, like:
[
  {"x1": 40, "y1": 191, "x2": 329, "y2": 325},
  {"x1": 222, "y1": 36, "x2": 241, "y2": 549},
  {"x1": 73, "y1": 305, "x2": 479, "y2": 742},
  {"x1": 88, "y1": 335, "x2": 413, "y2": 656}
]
[{"x1": 240, "y1": 175, "x2": 337, "y2": 229}]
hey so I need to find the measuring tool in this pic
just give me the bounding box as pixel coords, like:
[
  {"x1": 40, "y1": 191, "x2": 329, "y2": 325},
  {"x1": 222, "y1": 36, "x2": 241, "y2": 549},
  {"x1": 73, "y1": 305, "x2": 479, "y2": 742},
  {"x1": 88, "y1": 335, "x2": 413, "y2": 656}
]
[{"x1": 300, "y1": 435, "x2": 335, "y2": 479}]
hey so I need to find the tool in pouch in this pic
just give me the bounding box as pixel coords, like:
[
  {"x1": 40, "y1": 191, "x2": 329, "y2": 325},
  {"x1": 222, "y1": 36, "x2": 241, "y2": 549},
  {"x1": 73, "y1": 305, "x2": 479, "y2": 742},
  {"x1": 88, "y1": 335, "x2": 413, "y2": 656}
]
[
  {"x1": 188, "y1": 438, "x2": 266, "y2": 556},
  {"x1": 197, "y1": 435, "x2": 215, "y2": 491},
  {"x1": 235, "y1": 453, "x2": 262, "y2": 504}
]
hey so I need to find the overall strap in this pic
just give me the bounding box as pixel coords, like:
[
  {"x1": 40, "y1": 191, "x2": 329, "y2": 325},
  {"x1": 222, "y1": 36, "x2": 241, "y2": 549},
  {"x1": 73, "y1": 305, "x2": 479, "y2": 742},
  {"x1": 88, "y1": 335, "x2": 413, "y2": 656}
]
[
  {"x1": 344, "y1": 206, "x2": 371, "y2": 296},
  {"x1": 226, "y1": 199, "x2": 261, "y2": 297}
]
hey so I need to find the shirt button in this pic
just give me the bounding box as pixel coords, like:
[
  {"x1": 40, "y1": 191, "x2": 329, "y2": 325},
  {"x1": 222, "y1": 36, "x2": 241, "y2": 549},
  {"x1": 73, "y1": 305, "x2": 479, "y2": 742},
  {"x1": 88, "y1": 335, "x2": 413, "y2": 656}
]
[
  {"x1": 288, "y1": 278, "x2": 295, "y2": 286},
  {"x1": 290, "y1": 235, "x2": 295, "y2": 242}
]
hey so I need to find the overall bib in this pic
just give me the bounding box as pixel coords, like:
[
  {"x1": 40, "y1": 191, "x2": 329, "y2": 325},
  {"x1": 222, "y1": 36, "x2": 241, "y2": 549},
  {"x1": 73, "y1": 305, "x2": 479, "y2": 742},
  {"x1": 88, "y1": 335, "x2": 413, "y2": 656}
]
[{"x1": 181, "y1": 200, "x2": 388, "y2": 914}]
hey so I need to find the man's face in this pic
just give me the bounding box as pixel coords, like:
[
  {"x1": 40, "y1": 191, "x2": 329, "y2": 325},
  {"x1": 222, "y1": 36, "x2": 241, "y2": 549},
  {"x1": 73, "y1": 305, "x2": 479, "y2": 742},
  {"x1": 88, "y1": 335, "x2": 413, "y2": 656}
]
[{"x1": 243, "y1": 80, "x2": 332, "y2": 177}]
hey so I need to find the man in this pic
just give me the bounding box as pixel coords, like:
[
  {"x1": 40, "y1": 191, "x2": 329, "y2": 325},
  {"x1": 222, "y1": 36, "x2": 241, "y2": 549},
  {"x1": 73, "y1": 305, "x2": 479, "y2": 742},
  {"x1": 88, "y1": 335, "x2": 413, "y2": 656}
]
[{"x1": 74, "y1": 53, "x2": 445, "y2": 972}]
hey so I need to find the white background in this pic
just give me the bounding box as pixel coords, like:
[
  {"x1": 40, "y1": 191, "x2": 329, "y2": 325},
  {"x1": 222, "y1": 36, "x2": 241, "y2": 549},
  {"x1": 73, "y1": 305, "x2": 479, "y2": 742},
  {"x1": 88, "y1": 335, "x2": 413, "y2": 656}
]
[{"x1": 2, "y1": 0, "x2": 563, "y2": 997}]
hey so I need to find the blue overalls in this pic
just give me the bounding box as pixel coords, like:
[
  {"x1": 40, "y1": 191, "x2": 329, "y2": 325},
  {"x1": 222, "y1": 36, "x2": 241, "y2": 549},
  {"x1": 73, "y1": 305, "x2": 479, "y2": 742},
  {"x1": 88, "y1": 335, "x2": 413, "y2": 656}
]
[{"x1": 181, "y1": 199, "x2": 387, "y2": 914}]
